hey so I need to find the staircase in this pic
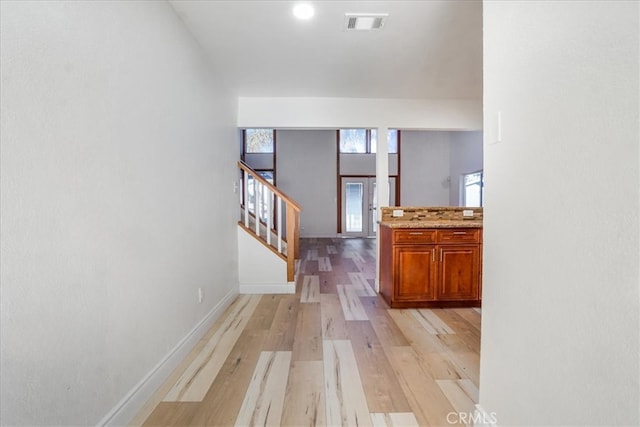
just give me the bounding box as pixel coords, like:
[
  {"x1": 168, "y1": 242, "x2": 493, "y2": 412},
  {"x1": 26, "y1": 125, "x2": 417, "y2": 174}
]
[{"x1": 237, "y1": 161, "x2": 301, "y2": 284}]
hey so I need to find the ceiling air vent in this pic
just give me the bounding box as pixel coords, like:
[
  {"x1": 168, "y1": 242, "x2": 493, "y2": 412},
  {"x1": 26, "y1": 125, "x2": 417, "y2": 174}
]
[{"x1": 344, "y1": 13, "x2": 388, "y2": 31}]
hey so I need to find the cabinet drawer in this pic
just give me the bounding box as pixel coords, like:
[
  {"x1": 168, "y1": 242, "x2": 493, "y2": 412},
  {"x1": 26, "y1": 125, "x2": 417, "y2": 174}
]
[
  {"x1": 393, "y1": 229, "x2": 436, "y2": 244},
  {"x1": 437, "y1": 229, "x2": 481, "y2": 243}
]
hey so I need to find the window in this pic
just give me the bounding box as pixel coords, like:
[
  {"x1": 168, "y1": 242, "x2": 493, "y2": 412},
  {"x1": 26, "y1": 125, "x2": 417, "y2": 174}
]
[
  {"x1": 244, "y1": 128, "x2": 274, "y2": 153},
  {"x1": 371, "y1": 129, "x2": 398, "y2": 154},
  {"x1": 339, "y1": 129, "x2": 399, "y2": 154},
  {"x1": 463, "y1": 171, "x2": 484, "y2": 207},
  {"x1": 339, "y1": 129, "x2": 367, "y2": 153}
]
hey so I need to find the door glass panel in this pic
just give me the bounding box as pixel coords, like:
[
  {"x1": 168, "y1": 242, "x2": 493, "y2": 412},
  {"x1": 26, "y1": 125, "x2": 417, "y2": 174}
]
[
  {"x1": 371, "y1": 181, "x2": 377, "y2": 235},
  {"x1": 345, "y1": 183, "x2": 364, "y2": 232}
]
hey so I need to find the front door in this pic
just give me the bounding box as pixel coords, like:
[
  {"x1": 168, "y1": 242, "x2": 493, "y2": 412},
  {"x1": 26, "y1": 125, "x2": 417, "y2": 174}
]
[{"x1": 341, "y1": 177, "x2": 396, "y2": 237}]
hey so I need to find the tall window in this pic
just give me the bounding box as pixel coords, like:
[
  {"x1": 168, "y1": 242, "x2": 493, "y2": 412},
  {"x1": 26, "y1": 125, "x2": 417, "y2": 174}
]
[
  {"x1": 339, "y1": 129, "x2": 398, "y2": 154},
  {"x1": 245, "y1": 128, "x2": 275, "y2": 153},
  {"x1": 463, "y1": 171, "x2": 484, "y2": 207}
]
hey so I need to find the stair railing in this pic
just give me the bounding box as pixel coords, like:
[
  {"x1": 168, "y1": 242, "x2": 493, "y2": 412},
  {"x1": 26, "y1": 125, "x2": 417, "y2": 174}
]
[{"x1": 237, "y1": 161, "x2": 301, "y2": 281}]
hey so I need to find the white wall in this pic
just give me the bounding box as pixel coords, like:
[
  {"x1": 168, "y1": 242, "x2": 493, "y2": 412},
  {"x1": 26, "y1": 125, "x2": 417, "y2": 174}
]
[
  {"x1": 400, "y1": 131, "x2": 451, "y2": 206},
  {"x1": 449, "y1": 131, "x2": 483, "y2": 205},
  {"x1": 481, "y1": 1, "x2": 639, "y2": 426},
  {"x1": 238, "y1": 97, "x2": 482, "y2": 130},
  {"x1": 276, "y1": 130, "x2": 337, "y2": 238},
  {"x1": 0, "y1": 2, "x2": 238, "y2": 425},
  {"x1": 237, "y1": 227, "x2": 290, "y2": 293}
]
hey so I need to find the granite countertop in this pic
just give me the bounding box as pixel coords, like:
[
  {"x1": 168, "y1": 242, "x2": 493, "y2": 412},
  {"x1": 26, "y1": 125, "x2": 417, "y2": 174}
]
[
  {"x1": 379, "y1": 206, "x2": 483, "y2": 229},
  {"x1": 379, "y1": 219, "x2": 483, "y2": 229}
]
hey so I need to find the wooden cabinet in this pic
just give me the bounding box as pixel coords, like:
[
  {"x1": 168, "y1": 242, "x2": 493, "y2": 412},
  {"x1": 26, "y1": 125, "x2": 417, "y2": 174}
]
[
  {"x1": 380, "y1": 225, "x2": 482, "y2": 308},
  {"x1": 393, "y1": 245, "x2": 437, "y2": 301}
]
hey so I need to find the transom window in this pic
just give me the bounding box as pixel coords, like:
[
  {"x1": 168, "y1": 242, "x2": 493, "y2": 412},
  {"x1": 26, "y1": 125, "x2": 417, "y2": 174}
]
[
  {"x1": 244, "y1": 128, "x2": 275, "y2": 153},
  {"x1": 339, "y1": 129, "x2": 398, "y2": 154},
  {"x1": 371, "y1": 129, "x2": 398, "y2": 154}
]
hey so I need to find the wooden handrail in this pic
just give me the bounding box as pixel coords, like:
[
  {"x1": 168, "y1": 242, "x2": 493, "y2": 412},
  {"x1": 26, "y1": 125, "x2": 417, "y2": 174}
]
[
  {"x1": 238, "y1": 161, "x2": 302, "y2": 212},
  {"x1": 237, "y1": 160, "x2": 301, "y2": 282}
]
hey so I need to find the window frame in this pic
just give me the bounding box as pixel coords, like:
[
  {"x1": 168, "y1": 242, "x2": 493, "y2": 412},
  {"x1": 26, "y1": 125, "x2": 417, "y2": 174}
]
[
  {"x1": 243, "y1": 128, "x2": 275, "y2": 154},
  {"x1": 338, "y1": 128, "x2": 399, "y2": 154}
]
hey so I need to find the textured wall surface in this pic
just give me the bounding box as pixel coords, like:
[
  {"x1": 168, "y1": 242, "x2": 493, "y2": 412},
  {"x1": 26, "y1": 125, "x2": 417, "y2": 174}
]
[
  {"x1": 0, "y1": 1, "x2": 238, "y2": 425},
  {"x1": 481, "y1": 1, "x2": 639, "y2": 425}
]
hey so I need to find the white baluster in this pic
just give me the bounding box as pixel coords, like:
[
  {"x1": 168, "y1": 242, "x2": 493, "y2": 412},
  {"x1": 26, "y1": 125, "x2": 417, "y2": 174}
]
[
  {"x1": 255, "y1": 179, "x2": 260, "y2": 236},
  {"x1": 267, "y1": 188, "x2": 272, "y2": 246},
  {"x1": 277, "y1": 196, "x2": 282, "y2": 253},
  {"x1": 244, "y1": 172, "x2": 249, "y2": 227}
]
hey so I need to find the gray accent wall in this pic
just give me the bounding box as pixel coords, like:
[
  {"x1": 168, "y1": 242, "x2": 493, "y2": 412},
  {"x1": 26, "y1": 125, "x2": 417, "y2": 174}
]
[
  {"x1": 276, "y1": 130, "x2": 337, "y2": 238},
  {"x1": 400, "y1": 131, "x2": 452, "y2": 206}
]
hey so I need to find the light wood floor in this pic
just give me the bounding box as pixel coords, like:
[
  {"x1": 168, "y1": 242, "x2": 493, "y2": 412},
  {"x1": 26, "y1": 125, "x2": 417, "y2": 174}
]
[{"x1": 133, "y1": 238, "x2": 481, "y2": 427}]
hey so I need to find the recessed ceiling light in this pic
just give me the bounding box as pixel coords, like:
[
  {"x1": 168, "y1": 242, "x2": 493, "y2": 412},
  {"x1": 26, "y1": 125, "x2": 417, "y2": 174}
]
[{"x1": 293, "y1": 3, "x2": 314, "y2": 20}]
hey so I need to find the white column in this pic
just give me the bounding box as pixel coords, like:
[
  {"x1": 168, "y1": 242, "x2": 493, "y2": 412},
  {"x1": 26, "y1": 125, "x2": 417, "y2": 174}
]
[{"x1": 375, "y1": 125, "x2": 390, "y2": 292}]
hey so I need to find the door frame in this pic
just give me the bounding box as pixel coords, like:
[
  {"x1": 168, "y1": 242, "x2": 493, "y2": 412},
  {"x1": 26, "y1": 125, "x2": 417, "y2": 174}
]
[{"x1": 338, "y1": 175, "x2": 399, "y2": 237}]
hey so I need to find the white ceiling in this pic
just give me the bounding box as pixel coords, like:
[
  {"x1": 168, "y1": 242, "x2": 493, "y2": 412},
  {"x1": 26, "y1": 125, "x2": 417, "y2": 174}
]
[{"x1": 169, "y1": 0, "x2": 483, "y2": 99}]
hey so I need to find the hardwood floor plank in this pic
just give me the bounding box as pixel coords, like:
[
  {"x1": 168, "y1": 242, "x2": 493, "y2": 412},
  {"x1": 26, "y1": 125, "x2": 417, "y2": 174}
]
[
  {"x1": 386, "y1": 308, "x2": 447, "y2": 353},
  {"x1": 343, "y1": 249, "x2": 366, "y2": 264},
  {"x1": 234, "y1": 351, "x2": 292, "y2": 427},
  {"x1": 360, "y1": 297, "x2": 411, "y2": 347},
  {"x1": 387, "y1": 309, "x2": 477, "y2": 383},
  {"x1": 432, "y1": 309, "x2": 481, "y2": 354},
  {"x1": 142, "y1": 402, "x2": 200, "y2": 427},
  {"x1": 413, "y1": 351, "x2": 469, "y2": 381},
  {"x1": 263, "y1": 295, "x2": 299, "y2": 351},
  {"x1": 130, "y1": 296, "x2": 247, "y2": 425},
  {"x1": 337, "y1": 285, "x2": 368, "y2": 321},
  {"x1": 450, "y1": 308, "x2": 481, "y2": 333},
  {"x1": 306, "y1": 248, "x2": 318, "y2": 261},
  {"x1": 244, "y1": 294, "x2": 281, "y2": 331},
  {"x1": 318, "y1": 256, "x2": 333, "y2": 271},
  {"x1": 436, "y1": 379, "x2": 479, "y2": 426},
  {"x1": 348, "y1": 272, "x2": 377, "y2": 296},
  {"x1": 292, "y1": 302, "x2": 323, "y2": 361},
  {"x1": 425, "y1": 334, "x2": 479, "y2": 385},
  {"x1": 384, "y1": 346, "x2": 462, "y2": 427},
  {"x1": 163, "y1": 294, "x2": 261, "y2": 402},
  {"x1": 139, "y1": 238, "x2": 482, "y2": 427},
  {"x1": 370, "y1": 412, "x2": 420, "y2": 427},
  {"x1": 320, "y1": 294, "x2": 349, "y2": 340},
  {"x1": 301, "y1": 275, "x2": 320, "y2": 303},
  {"x1": 281, "y1": 360, "x2": 326, "y2": 427},
  {"x1": 412, "y1": 309, "x2": 456, "y2": 334},
  {"x1": 190, "y1": 329, "x2": 268, "y2": 426},
  {"x1": 346, "y1": 321, "x2": 412, "y2": 413},
  {"x1": 323, "y1": 340, "x2": 372, "y2": 427}
]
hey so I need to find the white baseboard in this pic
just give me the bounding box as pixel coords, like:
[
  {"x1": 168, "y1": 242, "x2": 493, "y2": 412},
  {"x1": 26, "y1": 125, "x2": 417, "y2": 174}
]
[
  {"x1": 97, "y1": 288, "x2": 238, "y2": 427},
  {"x1": 239, "y1": 282, "x2": 295, "y2": 294},
  {"x1": 474, "y1": 404, "x2": 499, "y2": 427},
  {"x1": 301, "y1": 233, "x2": 339, "y2": 238}
]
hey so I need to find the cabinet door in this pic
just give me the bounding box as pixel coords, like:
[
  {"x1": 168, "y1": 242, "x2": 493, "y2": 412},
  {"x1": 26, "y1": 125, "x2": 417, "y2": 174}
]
[
  {"x1": 438, "y1": 245, "x2": 480, "y2": 300},
  {"x1": 393, "y1": 245, "x2": 437, "y2": 301}
]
